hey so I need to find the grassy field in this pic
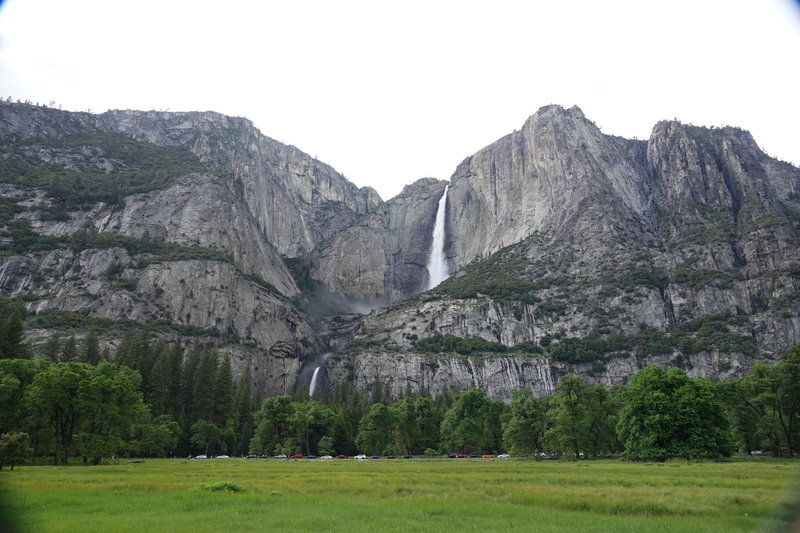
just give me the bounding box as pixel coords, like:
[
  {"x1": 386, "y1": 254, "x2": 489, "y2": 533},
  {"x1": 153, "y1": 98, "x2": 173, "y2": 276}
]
[{"x1": 1, "y1": 457, "x2": 797, "y2": 532}]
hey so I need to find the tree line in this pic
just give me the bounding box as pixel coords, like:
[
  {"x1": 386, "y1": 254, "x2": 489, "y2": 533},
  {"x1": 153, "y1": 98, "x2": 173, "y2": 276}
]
[{"x1": 1, "y1": 331, "x2": 799, "y2": 468}]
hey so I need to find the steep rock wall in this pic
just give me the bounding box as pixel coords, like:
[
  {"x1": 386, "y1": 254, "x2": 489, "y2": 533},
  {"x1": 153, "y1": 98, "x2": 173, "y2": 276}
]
[
  {"x1": 0, "y1": 102, "x2": 381, "y2": 258},
  {"x1": 307, "y1": 178, "x2": 448, "y2": 303},
  {"x1": 326, "y1": 347, "x2": 753, "y2": 402}
]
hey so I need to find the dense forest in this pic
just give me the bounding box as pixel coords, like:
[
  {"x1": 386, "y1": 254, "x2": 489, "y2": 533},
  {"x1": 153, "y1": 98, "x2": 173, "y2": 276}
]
[{"x1": 1, "y1": 318, "x2": 798, "y2": 468}]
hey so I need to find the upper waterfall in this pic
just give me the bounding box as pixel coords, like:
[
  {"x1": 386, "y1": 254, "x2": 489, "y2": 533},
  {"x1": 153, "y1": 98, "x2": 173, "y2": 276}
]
[{"x1": 426, "y1": 185, "x2": 450, "y2": 289}]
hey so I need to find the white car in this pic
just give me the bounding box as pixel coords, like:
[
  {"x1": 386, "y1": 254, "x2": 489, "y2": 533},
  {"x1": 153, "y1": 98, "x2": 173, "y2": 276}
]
[
  {"x1": 320, "y1": 455, "x2": 333, "y2": 460},
  {"x1": 195, "y1": 455, "x2": 207, "y2": 459},
  {"x1": 215, "y1": 455, "x2": 231, "y2": 459},
  {"x1": 354, "y1": 454, "x2": 367, "y2": 460},
  {"x1": 497, "y1": 453, "x2": 510, "y2": 458}
]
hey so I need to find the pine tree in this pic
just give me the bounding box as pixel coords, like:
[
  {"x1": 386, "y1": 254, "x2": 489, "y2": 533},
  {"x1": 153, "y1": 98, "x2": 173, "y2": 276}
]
[
  {"x1": 213, "y1": 356, "x2": 234, "y2": 427},
  {"x1": 60, "y1": 337, "x2": 78, "y2": 362},
  {"x1": 165, "y1": 344, "x2": 183, "y2": 417},
  {"x1": 233, "y1": 368, "x2": 253, "y2": 455},
  {"x1": 148, "y1": 346, "x2": 174, "y2": 417},
  {"x1": 141, "y1": 341, "x2": 169, "y2": 404},
  {"x1": 179, "y1": 345, "x2": 202, "y2": 419},
  {"x1": 149, "y1": 344, "x2": 185, "y2": 419},
  {"x1": 41, "y1": 334, "x2": 62, "y2": 361},
  {"x1": 81, "y1": 328, "x2": 100, "y2": 365},
  {"x1": 115, "y1": 331, "x2": 154, "y2": 382},
  {"x1": 191, "y1": 347, "x2": 218, "y2": 424},
  {"x1": 0, "y1": 313, "x2": 29, "y2": 359}
]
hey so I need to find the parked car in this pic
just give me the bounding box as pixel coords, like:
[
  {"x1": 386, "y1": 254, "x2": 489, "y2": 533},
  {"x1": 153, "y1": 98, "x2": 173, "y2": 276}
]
[
  {"x1": 482, "y1": 455, "x2": 495, "y2": 458},
  {"x1": 306, "y1": 455, "x2": 317, "y2": 459},
  {"x1": 447, "y1": 454, "x2": 457, "y2": 458},
  {"x1": 386, "y1": 455, "x2": 397, "y2": 459},
  {"x1": 498, "y1": 453, "x2": 510, "y2": 458},
  {"x1": 246, "y1": 454, "x2": 259, "y2": 459},
  {"x1": 275, "y1": 454, "x2": 288, "y2": 459},
  {"x1": 215, "y1": 455, "x2": 230, "y2": 459},
  {"x1": 336, "y1": 455, "x2": 348, "y2": 459},
  {"x1": 402, "y1": 455, "x2": 413, "y2": 459},
  {"x1": 194, "y1": 455, "x2": 207, "y2": 459},
  {"x1": 290, "y1": 454, "x2": 304, "y2": 459},
  {"x1": 455, "y1": 454, "x2": 468, "y2": 458},
  {"x1": 371, "y1": 455, "x2": 381, "y2": 459},
  {"x1": 320, "y1": 455, "x2": 333, "y2": 460},
  {"x1": 354, "y1": 454, "x2": 367, "y2": 460}
]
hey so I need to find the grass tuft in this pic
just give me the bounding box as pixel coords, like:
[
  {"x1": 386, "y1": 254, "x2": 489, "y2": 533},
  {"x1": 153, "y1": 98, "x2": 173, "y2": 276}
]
[{"x1": 200, "y1": 481, "x2": 245, "y2": 493}]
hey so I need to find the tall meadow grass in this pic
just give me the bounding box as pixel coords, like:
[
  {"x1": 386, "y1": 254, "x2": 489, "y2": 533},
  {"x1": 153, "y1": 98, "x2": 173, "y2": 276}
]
[{"x1": 1, "y1": 458, "x2": 795, "y2": 532}]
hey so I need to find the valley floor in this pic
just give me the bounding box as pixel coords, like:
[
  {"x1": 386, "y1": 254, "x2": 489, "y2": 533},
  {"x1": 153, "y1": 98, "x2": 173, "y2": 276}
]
[{"x1": 1, "y1": 457, "x2": 797, "y2": 532}]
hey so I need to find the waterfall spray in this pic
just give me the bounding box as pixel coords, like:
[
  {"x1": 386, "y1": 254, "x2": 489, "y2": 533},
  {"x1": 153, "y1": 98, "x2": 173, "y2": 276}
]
[
  {"x1": 309, "y1": 367, "x2": 321, "y2": 397},
  {"x1": 426, "y1": 185, "x2": 450, "y2": 289},
  {"x1": 308, "y1": 352, "x2": 332, "y2": 397}
]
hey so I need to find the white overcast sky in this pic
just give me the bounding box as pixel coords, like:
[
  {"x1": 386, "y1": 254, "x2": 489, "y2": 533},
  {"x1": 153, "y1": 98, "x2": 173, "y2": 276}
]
[{"x1": 1, "y1": 0, "x2": 799, "y2": 200}]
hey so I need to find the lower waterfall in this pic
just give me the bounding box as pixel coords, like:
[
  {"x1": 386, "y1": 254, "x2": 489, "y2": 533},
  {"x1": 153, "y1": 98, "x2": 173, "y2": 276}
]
[{"x1": 308, "y1": 352, "x2": 332, "y2": 397}]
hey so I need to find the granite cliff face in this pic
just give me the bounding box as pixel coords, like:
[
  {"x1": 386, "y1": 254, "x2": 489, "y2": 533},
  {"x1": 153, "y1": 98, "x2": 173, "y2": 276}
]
[
  {"x1": 306, "y1": 178, "x2": 448, "y2": 304},
  {"x1": 0, "y1": 103, "x2": 380, "y2": 258},
  {"x1": 326, "y1": 348, "x2": 752, "y2": 402},
  {"x1": 99, "y1": 110, "x2": 382, "y2": 258},
  {"x1": 2, "y1": 101, "x2": 799, "y2": 401},
  {"x1": 0, "y1": 102, "x2": 365, "y2": 393},
  {"x1": 334, "y1": 105, "x2": 800, "y2": 399},
  {"x1": 445, "y1": 106, "x2": 652, "y2": 267}
]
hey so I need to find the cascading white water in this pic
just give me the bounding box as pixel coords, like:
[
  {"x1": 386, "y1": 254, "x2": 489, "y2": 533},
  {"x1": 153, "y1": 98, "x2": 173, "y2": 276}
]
[
  {"x1": 308, "y1": 352, "x2": 332, "y2": 397},
  {"x1": 426, "y1": 185, "x2": 450, "y2": 290},
  {"x1": 309, "y1": 367, "x2": 321, "y2": 397}
]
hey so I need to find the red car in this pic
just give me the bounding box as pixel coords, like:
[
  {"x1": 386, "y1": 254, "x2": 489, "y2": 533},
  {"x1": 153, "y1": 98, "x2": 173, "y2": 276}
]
[
  {"x1": 290, "y1": 454, "x2": 304, "y2": 459},
  {"x1": 336, "y1": 455, "x2": 348, "y2": 459},
  {"x1": 455, "y1": 454, "x2": 468, "y2": 458}
]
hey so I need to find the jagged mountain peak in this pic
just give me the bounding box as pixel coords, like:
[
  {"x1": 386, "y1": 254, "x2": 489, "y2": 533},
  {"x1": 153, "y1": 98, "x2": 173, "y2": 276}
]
[
  {"x1": 521, "y1": 104, "x2": 592, "y2": 131},
  {"x1": 330, "y1": 106, "x2": 800, "y2": 400},
  {"x1": 649, "y1": 119, "x2": 762, "y2": 154},
  {"x1": 2, "y1": 100, "x2": 799, "y2": 401},
  {"x1": 395, "y1": 177, "x2": 448, "y2": 201}
]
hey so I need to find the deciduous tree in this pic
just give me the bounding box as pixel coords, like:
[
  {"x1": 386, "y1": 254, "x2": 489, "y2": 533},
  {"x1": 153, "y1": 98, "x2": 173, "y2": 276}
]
[
  {"x1": 76, "y1": 361, "x2": 147, "y2": 464},
  {"x1": 190, "y1": 419, "x2": 222, "y2": 456},
  {"x1": 26, "y1": 362, "x2": 88, "y2": 464},
  {"x1": 617, "y1": 366, "x2": 732, "y2": 460},
  {"x1": 250, "y1": 395, "x2": 296, "y2": 455},
  {"x1": 546, "y1": 375, "x2": 589, "y2": 459},
  {"x1": 356, "y1": 402, "x2": 398, "y2": 455},
  {"x1": 0, "y1": 431, "x2": 32, "y2": 470},
  {"x1": 440, "y1": 388, "x2": 503, "y2": 454},
  {"x1": 503, "y1": 388, "x2": 547, "y2": 456}
]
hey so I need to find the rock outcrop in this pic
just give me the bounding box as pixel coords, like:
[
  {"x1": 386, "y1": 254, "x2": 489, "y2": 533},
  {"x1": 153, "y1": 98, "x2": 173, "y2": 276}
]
[
  {"x1": 2, "y1": 101, "x2": 799, "y2": 401},
  {"x1": 338, "y1": 105, "x2": 800, "y2": 399},
  {"x1": 0, "y1": 102, "x2": 344, "y2": 393},
  {"x1": 0, "y1": 102, "x2": 381, "y2": 258},
  {"x1": 306, "y1": 178, "x2": 448, "y2": 303},
  {"x1": 99, "y1": 110, "x2": 382, "y2": 258},
  {"x1": 446, "y1": 105, "x2": 652, "y2": 268},
  {"x1": 326, "y1": 347, "x2": 752, "y2": 402}
]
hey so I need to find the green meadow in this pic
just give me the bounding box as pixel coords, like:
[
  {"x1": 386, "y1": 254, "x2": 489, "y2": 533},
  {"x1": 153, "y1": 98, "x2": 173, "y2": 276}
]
[{"x1": 1, "y1": 458, "x2": 797, "y2": 532}]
